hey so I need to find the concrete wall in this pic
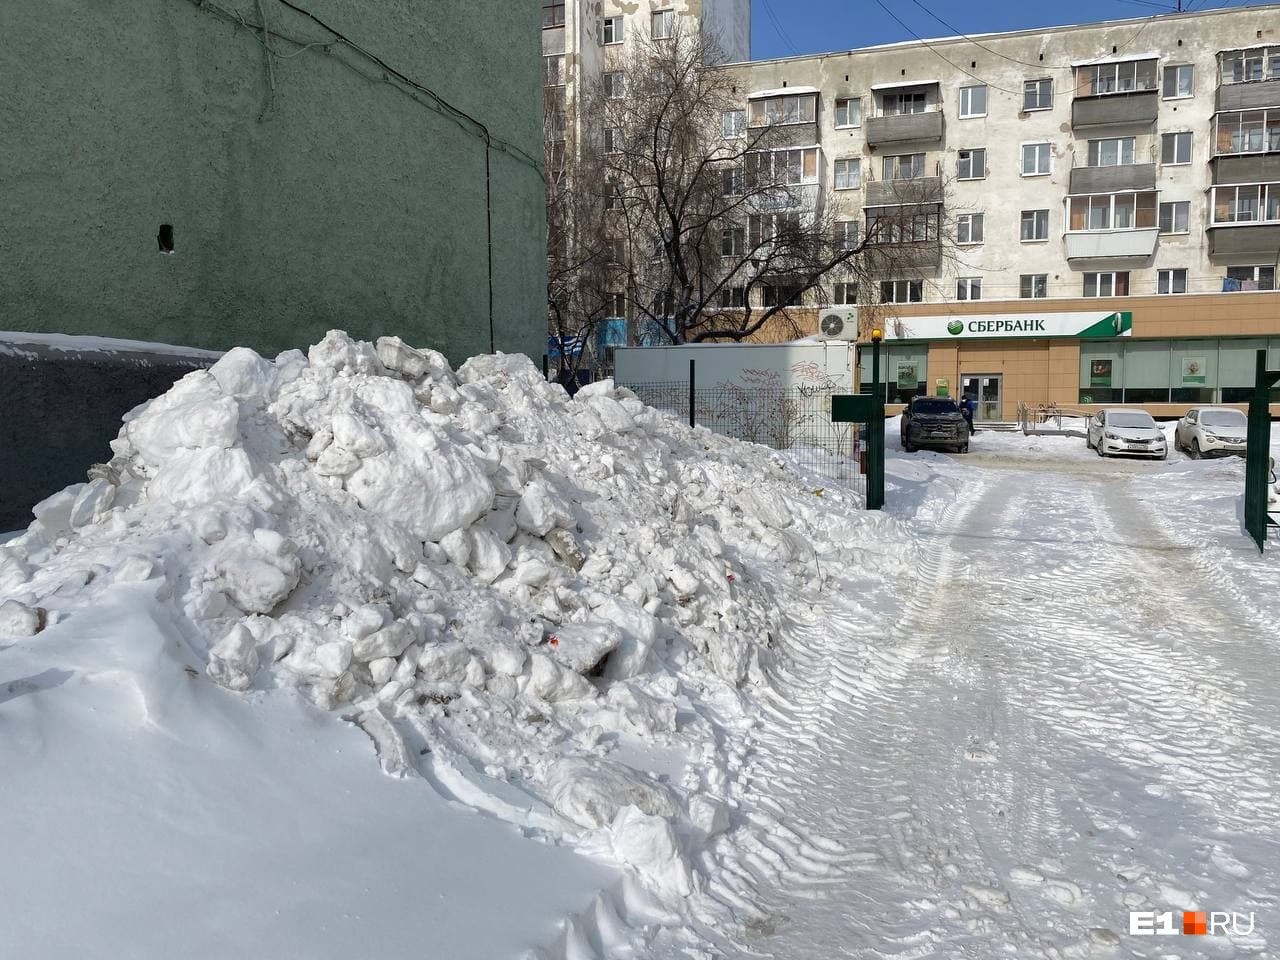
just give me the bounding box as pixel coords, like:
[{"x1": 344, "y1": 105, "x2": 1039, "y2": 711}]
[{"x1": 0, "y1": 0, "x2": 546, "y2": 365}]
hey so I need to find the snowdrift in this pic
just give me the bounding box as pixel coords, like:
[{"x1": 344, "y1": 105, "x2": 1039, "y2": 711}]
[{"x1": 0, "y1": 332, "x2": 911, "y2": 917}]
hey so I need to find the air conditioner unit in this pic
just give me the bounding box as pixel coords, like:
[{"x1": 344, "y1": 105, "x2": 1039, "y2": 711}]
[{"x1": 816, "y1": 309, "x2": 856, "y2": 341}]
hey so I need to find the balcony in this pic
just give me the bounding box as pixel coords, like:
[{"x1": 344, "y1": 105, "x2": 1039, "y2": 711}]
[
  {"x1": 865, "y1": 241, "x2": 942, "y2": 271},
  {"x1": 865, "y1": 175, "x2": 943, "y2": 206},
  {"x1": 1209, "y1": 223, "x2": 1280, "y2": 257},
  {"x1": 1217, "y1": 79, "x2": 1280, "y2": 113},
  {"x1": 865, "y1": 110, "x2": 943, "y2": 146},
  {"x1": 1071, "y1": 91, "x2": 1158, "y2": 129},
  {"x1": 1068, "y1": 163, "x2": 1157, "y2": 195},
  {"x1": 1064, "y1": 228, "x2": 1159, "y2": 260},
  {"x1": 1214, "y1": 154, "x2": 1280, "y2": 185}
]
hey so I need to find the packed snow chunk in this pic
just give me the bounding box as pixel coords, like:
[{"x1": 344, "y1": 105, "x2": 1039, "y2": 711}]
[
  {"x1": 212, "y1": 533, "x2": 302, "y2": 615},
  {"x1": 306, "y1": 329, "x2": 385, "y2": 377},
  {"x1": 352, "y1": 620, "x2": 416, "y2": 662},
  {"x1": 341, "y1": 603, "x2": 393, "y2": 640},
  {"x1": 375, "y1": 336, "x2": 432, "y2": 380},
  {"x1": 548, "y1": 758, "x2": 678, "y2": 830},
  {"x1": 207, "y1": 623, "x2": 261, "y2": 691},
  {"x1": 331, "y1": 410, "x2": 386, "y2": 459},
  {"x1": 31, "y1": 485, "x2": 85, "y2": 539},
  {"x1": 546, "y1": 528, "x2": 587, "y2": 572},
  {"x1": 418, "y1": 641, "x2": 473, "y2": 683},
  {"x1": 120, "y1": 370, "x2": 240, "y2": 468},
  {"x1": 591, "y1": 597, "x2": 659, "y2": 679},
  {"x1": 68, "y1": 478, "x2": 116, "y2": 528},
  {"x1": 515, "y1": 477, "x2": 575, "y2": 537},
  {"x1": 547, "y1": 622, "x2": 621, "y2": 674},
  {"x1": 113, "y1": 556, "x2": 156, "y2": 583},
  {"x1": 468, "y1": 528, "x2": 512, "y2": 585},
  {"x1": 439, "y1": 528, "x2": 471, "y2": 567},
  {"x1": 586, "y1": 394, "x2": 636, "y2": 434},
  {"x1": 209, "y1": 347, "x2": 276, "y2": 404},
  {"x1": 599, "y1": 682, "x2": 678, "y2": 736},
  {"x1": 609, "y1": 805, "x2": 693, "y2": 898},
  {"x1": 0, "y1": 599, "x2": 46, "y2": 637},
  {"x1": 574, "y1": 378, "x2": 617, "y2": 400},
  {"x1": 149, "y1": 448, "x2": 260, "y2": 508},
  {"x1": 742, "y1": 487, "x2": 793, "y2": 530},
  {"x1": 523, "y1": 653, "x2": 595, "y2": 702}
]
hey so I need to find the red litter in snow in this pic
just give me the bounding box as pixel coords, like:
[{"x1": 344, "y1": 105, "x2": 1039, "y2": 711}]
[
  {"x1": 549, "y1": 636, "x2": 559, "y2": 646},
  {"x1": 727, "y1": 574, "x2": 736, "y2": 582}
]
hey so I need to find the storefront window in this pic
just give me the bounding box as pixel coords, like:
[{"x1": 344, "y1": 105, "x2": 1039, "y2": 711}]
[
  {"x1": 861, "y1": 347, "x2": 927, "y2": 403},
  {"x1": 1121, "y1": 340, "x2": 1170, "y2": 403},
  {"x1": 1169, "y1": 340, "x2": 1217, "y2": 403},
  {"x1": 1079, "y1": 345, "x2": 1122, "y2": 403}
]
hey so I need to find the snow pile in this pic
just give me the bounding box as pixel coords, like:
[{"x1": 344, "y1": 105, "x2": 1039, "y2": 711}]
[{"x1": 0, "y1": 331, "x2": 911, "y2": 910}]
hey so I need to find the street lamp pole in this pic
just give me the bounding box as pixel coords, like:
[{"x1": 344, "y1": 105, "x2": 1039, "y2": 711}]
[{"x1": 868, "y1": 328, "x2": 885, "y2": 510}]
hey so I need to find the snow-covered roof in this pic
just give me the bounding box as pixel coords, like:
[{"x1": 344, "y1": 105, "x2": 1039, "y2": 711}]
[
  {"x1": 747, "y1": 86, "x2": 820, "y2": 99},
  {"x1": 1070, "y1": 51, "x2": 1161, "y2": 67},
  {"x1": 0, "y1": 331, "x2": 223, "y2": 359},
  {"x1": 870, "y1": 79, "x2": 940, "y2": 91}
]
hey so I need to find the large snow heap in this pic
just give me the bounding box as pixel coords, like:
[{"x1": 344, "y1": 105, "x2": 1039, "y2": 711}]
[{"x1": 0, "y1": 331, "x2": 907, "y2": 899}]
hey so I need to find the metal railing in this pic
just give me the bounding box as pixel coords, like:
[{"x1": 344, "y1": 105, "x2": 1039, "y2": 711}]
[{"x1": 1016, "y1": 401, "x2": 1091, "y2": 437}]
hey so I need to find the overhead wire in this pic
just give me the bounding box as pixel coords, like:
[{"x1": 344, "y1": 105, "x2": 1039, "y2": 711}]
[{"x1": 760, "y1": 0, "x2": 802, "y2": 57}]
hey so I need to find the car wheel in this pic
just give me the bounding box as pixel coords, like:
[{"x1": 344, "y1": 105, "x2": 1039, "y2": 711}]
[
  {"x1": 1161, "y1": 446, "x2": 1169, "y2": 461},
  {"x1": 1086, "y1": 433, "x2": 1094, "y2": 450},
  {"x1": 959, "y1": 442, "x2": 969, "y2": 454},
  {"x1": 903, "y1": 439, "x2": 914, "y2": 453},
  {"x1": 1097, "y1": 437, "x2": 1106, "y2": 457},
  {"x1": 1191, "y1": 439, "x2": 1201, "y2": 460}
]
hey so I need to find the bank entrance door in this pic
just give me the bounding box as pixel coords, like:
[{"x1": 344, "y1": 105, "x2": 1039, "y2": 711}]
[{"x1": 960, "y1": 374, "x2": 1002, "y2": 422}]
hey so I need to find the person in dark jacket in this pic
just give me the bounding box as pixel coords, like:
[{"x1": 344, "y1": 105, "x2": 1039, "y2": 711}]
[{"x1": 961, "y1": 393, "x2": 976, "y2": 434}]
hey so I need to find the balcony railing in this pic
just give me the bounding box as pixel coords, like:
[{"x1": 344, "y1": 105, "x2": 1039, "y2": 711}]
[
  {"x1": 1071, "y1": 90, "x2": 1158, "y2": 128},
  {"x1": 865, "y1": 175, "x2": 943, "y2": 206},
  {"x1": 865, "y1": 110, "x2": 943, "y2": 146},
  {"x1": 1064, "y1": 228, "x2": 1159, "y2": 259},
  {"x1": 1068, "y1": 163, "x2": 1157, "y2": 195}
]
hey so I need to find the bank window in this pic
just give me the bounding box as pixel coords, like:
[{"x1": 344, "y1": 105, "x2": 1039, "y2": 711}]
[
  {"x1": 600, "y1": 16, "x2": 623, "y2": 44},
  {"x1": 883, "y1": 153, "x2": 925, "y2": 180},
  {"x1": 1021, "y1": 209, "x2": 1049, "y2": 241},
  {"x1": 652, "y1": 9, "x2": 674, "y2": 39},
  {"x1": 721, "y1": 226, "x2": 744, "y2": 257},
  {"x1": 1022, "y1": 142, "x2": 1051, "y2": 176},
  {"x1": 835, "y1": 98, "x2": 862, "y2": 128},
  {"x1": 832, "y1": 281, "x2": 859, "y2": 304},
  {"x1": 1024, "y1": 78, "x2": 1053, "y2": 111},
  {"x1": 1158, "y1": 268, "x2": 1188, "y2": 294},
  {"x1": 834, "y1": 158, "x2": 861, "y2": 190},
  {"x1": 1020, "y1": 273, "x2": 1048, "y2": 298},
  {"x1": 957, "y1": 149, "x2": 986, "y2": 180},
  {"x1": 542, "y1": 0, "x2": 565, "y2": 28},
  {"x1": 544, "y1": 55, "x2": 566, "y2": 86},
  {"x1": 1087, "y1": 137, "x2": 1136, "y2": 167},
  {"x1": 721, "y1": 109, "x2": 746, "y2": 138},
  {"x1": 1163, "y1": 64, "x2": 1194, "y2": 99},
  {"x1": 749, "y1": 94, "x2": 818, "y2": 127},
  {"x1": 959, "y1": 84, "x2": 987, "y2": 118},
  {"x1": 1161, "y1": 131, "x2": 1193, "y2": 165},
  {"x1": 603, "y1": 71, "x2": 625, "y2": 99},
  {"x1": 1084, "y1": 271, "x2": 1130, "y2": 297},
  {"x1": 956, "y1": 277, "x2": 982, "y2": 301},
  {"x1": 833, "y1": 220, "x2": 860, "y2": 250},
  {"x1": 880, "y1": 279, "x2": 924, "y2": 303},
  {"x1": 956, "y1": 213, "x2": 984, "y2": 244},
  {"x1": 1159, "y1": 200, "x2": 1190, "y2": 234}
]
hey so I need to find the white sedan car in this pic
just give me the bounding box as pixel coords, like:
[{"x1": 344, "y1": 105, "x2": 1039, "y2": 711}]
[
  {"x1": 1173, "y1": 407, "x2": 1248, "y2": 459},
  {"x1": 1087, "y1": 408, "x2": 1168, "y2": 459}
]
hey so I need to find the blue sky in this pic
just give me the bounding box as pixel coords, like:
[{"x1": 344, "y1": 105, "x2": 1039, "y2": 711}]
[{"x1": 750, "y1": 0, "x2": 1270, "y2": 60}]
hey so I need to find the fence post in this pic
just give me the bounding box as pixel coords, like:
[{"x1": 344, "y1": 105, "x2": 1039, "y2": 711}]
[
  {"x1": 542, "y1": 354, "x2": 549, "y2": 381},
  {"x1": 689, "y1": 358, "x2": 696, "y2": 429}
]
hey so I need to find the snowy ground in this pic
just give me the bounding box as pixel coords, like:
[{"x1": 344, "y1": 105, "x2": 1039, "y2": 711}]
[{"x1": 3, "y1": 341, "x2": 1279, "y2": 960}]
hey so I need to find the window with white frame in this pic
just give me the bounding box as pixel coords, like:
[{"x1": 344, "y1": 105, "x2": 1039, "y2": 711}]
[
  {"x1": 603, "y1": 71, "x2": 625, "y2": 99},
  {"x1": 880, "y1": 279, "x2": 924, "y2": 303},
  {"x1": 652, "y1": 9, "x2": 674, "y2": 39},
  {"x1": 957, "y1": 148, "x2": 986, "y2": 179},
  {"x1": 1087, "y1": 137, "x2": 1136, "y2": 167},
  {"x1": 603, "y1": 126, "x2": 623, "y2": 152},
  {"x1": 880, "y1": 90, "x2": 927, "y2": 116},
  {"x1": 721, "y1": 109, "x2": 746, "y2": 138},
  {"x1": 1068, "y1": 192, "x2": 1157, "y2": 230},
  {"x1": 1161, "y1": 131, "x2": 1193, "y2": 165},
  {"x1": 832, "y1": 282, "x2": 858, "y2": 304},
  {"x1": 883, "y1": 153, "x2": 925, "y2": 180},
  {"x1": 544, "y1": 55, "x2": 565, "y2": 86},
  {"x1": 1226, "y1": 265, "x2": 1276, "y2": 290},
  {"x1": 1076, "y1": 59, "x2": 1157, "y2": 96},
  {"x1": 1214, "y1": 109, "x2": 1280, "y2": 155},
  {"x1": 1220, "y1": 47, "x2": 1280, "y2": 84},
  {"x1": 1158, "y1": 200, "x2": 1190, "y2": 234},
  {"x1": 835, "y1": 98, "x2": 862, "y2": 128},
  {"x1": 834, "y1": 158, "x2": 861, "y2": 189},
  {"x1": 542, "y1": 0, "x2": 565, "y2": 28},
  {"x1": 721, "y1": 226, "x2": 744, "y2": 257},
  {"x1": 721, "y1": 167, "x2": 744, "y2": 197},
  {"x1": 749, "y1": 147, "x2": 820, "y2": 185},
  {"x1": 1212, "y1": 183, "x2": 1280, "y2": 224},
  {"x1": 959, "y1": 84, "x2": 987, "y2": 118},
  {"x1": 748, "y1": 212, "x2": 801, "y2": 245},
  {"x1": 1023, "y1": 78, "x2": 1053, "y2": 111},
  {"x1": 1162, "y1": 64, "x2": 1194, "y2": 99},
  {"x1": 956, "y1": 213, "x2": 984, "y2": 244},
  {"x1": 749, "y1": 94, "x2": 817, "y2": 127},
  {"x1": 1022, "y1": 142, "x2": 1051, "y2": 175},
  {"x1": 604, "y1": 292, "x2": 625, "y2": 317},
  {"x1": 1020, "y1": 274, "x2": 1048, "y2": 298},
  {"x1": 833, "y1": 220, "x2": 859, "y2": 250},
  {"x1": 1084, "y1": 271, "x2": 1130, "y2": 297},
  {"x1": 1020, "y1": 209, "x2": 1049, "y2": 241},
  {"x1": 718, "y1": 286, "x2": 746, "y2": 308},
  {"x1": 866, "y1": 207, "x2": 940, "y2": 243},
  {"x1": 1157, "y1": 268, "x2": 1188, "y2": 294},
  {"x1": 956, "y1": 277, "x2": 982, "y2": 301},
  {"x1": 600, "y1": 16, "x2": 623, "y2": 44}
]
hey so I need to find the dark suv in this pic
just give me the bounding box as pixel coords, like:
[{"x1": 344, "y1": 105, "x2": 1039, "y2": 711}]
[{"x1": 901, "y1": 396, "x2": 969, "y2": 454}]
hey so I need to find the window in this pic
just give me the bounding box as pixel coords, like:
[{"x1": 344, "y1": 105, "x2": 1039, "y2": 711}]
[
  {"x1": 1069, "y1": 192, "x2": 1157, "y2": 231},
  {"x1": 1214, "y1": 109, "x2": 1280, "y2": 155},
  {"x1": 834, "y1": 158, "x2": 861, "y2": 189},
  {"x1": 956, "y1": 277, "x2": 982, "y2": 301},
  {"x1": 721, "y1": 167, "x2": 744, "y2": 197},
  {"x1": 721, "y1": 109, "x2": 746, "y2": 138},
  {"x1": 718, "y1": 286, "x2": 746, "y2": 308},
  {"x1": 603, "y1": 126, "x2": 623, "y2": 152},
  {"x1": 763, "y1": 283, "x2": 803, "y2": 307},
  {"x1": 882, "y1": 153, "x2": 925, "y2": 180},
  {"x1": 604, "y1": 180, "x2": 623, "y2": 210},
  {"x1": 721, "y1": 226, "x2": 744, "y2": 257},
  {"x1": 1084, "y1": 271, "x2": 1130, "y2": 297},
  {"x1": 1157, "y1": 268, "x2": 1188, "y2": 294},
  {"x1": 1161, "y1": 132, "x2": 1193, "y2": 165},
  {"x1": 866, "y1": 207, "x2": 940, "y2": 243},
  {"x1": 748, "y1": 212, "x2": 801, "y2": 246},
  {"x1": 1087, "y1": 137, "x2": 1136, "y2": 167},
  {"x1": 603, "y1": 71, "x2": 625, "y2": 99},
  {"x1": 749, "y1": 147, "x2": 820, "y2": 185},
  {"x1": 606, "y1": 239, "x2": 624, "y2": 263},
  {"x1": 881, "y1": 90, "x2": 927, "y2": 116},
  {"x1": 1023, "y1": 78, "x2": 1053, "y2": 111},
  {"x1": 959, "y1": 84, "x2": 987, "y2": 118},
  {"x1": 544, "y1": 55, "x2": 565, "y2": 86},
  {"x1": 833, "y1": 220, "x2": 859, "y2": 250},
  {"x1": 542, "y1": 0, "x2": 565, "y2": 28},
  {"x1": 1163, "y1": 64, "x2": 1194, "y2": 99},
  {"x1": 880, "y1": 279, "x2": 924, "y2": 303},
  {"x1": 1226, "y1": 265, "x2": 1276, "y2": 290},
  {"x1": 652, "y1": 290, "x2": 675, "y2": 316},
  {"x1": 1076, "y1": 60, "x2": 1157, "y2": 96},
  {"x1": 1022, "y1": 142, "x2": 1051, "y2": 176},
  {"x1": 1020, "y1": 274, "x2": 1048, "y2": 298},
  {"x1": 600, "y1": 16, "x2": 623, "y2": 44},
  {"x1": 1220, "y1": 47, "x2": 1280, "y2": 84},
  {"x1": 548, "y1": 111, "x2": 566, "y2": 141},
  {"x1": 652, "y1": 9, "x2": 674, "y2": 39},
  {"x1": 1158, "y1": 200, "x2": 1190, "y2": 234},
  {"x1": 1213, "y1": 184, "x2": 1280, "y2": 224},
  {"x1": 832, "y1": 282, "x2": 858, "y2": 305},
  {"x1": 956, "y1": 213, "x2": 984, "y2": 244},
  {"x1": 835, "y1": 98, "x2": 862, "y2": 128},
  {"x1": 604, "y1": 292, "x2": 626, "y2": 317},
  {"x1": 749, "y1": 94, "x2": 817, "y2": 127},
  {"x1": 957, "y1": 148, "x2": 986, "y2": 180},
  {"x1": 1020, "y1": 209, "x2": 1049, "y2": 241}
]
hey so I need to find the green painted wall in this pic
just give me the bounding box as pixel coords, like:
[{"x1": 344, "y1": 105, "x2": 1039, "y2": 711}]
[{"x1": 0, "y1": 0, "x2": 545, "y2": 364}]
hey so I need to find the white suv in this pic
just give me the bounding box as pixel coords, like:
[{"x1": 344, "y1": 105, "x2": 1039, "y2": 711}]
[
  {"x1": 1173, "y1": 407, "x2": 1248, "y2": 459},
  {"x1": 1087, "y1": 408, "x2": 1168, "y2": 459}
]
